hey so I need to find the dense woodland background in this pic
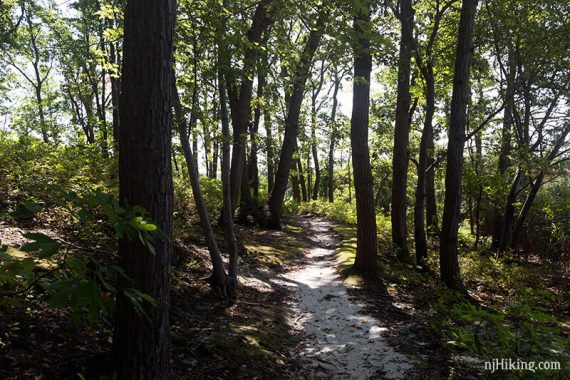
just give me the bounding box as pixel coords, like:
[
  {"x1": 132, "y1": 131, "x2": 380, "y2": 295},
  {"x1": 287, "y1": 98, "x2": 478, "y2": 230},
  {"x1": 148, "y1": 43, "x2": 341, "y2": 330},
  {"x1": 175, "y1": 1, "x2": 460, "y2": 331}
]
[{"x1": 0, "y1": 0, "x2": 569, "y2": 378}]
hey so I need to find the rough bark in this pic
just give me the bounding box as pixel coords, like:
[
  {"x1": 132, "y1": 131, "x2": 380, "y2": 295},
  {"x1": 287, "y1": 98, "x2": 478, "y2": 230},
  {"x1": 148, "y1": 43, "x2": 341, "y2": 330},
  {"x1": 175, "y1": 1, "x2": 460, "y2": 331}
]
[
  {"x1": 439, "y1": 0, "x2": 478, "y2": 290},
  {"x1": 112, "y1": 0, "x2": 176, "y2": 377},
  {"x1": 391, "y1": 0, "x2": 414, "y2": 262},
  {"x1": 267, "y1": 7, "x2": 329, "y2": 228},
  {"x1": 350, "y1": 0, "x2": 377, "y2": 276}
]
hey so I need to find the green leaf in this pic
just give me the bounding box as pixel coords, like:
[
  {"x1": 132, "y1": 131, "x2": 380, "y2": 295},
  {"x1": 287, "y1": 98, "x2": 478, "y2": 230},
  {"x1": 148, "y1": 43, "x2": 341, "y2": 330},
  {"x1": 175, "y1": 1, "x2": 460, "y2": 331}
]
[
  {"x1": 11, "y1": 200, "x2": 42, "y2": 220},
  {"x1": 21, "y1": 233, "x2": 60, "y2": 259},
  {"x1": 140, "y1": 222, "x2": 157, "y2": 231}
]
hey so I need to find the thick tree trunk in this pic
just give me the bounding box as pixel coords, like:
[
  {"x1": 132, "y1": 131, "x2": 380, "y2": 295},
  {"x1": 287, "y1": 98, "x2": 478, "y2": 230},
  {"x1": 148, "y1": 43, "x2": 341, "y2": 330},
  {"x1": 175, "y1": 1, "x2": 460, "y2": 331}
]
[
  {"x1": 172, "y1": 74, "x2": 228, "y2": 293},
  {"x1": 267, "y1": 8, "x2": 329, "y2": 228},
  {"x1": 351, "y1": 0, "x2": 377, "y2": 276},
  {"x1": 112, "y1": 0, "x2": 176, "y2": 377},
  {"x1": 439, "y1": 0, "x2": 478, "y2": 290},
  {"x1": 391, "y1": 0, "x2": 414, "y2": 262}
]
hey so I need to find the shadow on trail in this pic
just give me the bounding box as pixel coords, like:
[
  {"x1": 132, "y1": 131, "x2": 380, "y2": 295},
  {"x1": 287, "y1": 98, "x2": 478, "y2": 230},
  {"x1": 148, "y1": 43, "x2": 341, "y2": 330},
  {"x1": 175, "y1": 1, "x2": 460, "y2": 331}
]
[{"x1": 273, "y1": 217, "x2": 414, "y2": 379}]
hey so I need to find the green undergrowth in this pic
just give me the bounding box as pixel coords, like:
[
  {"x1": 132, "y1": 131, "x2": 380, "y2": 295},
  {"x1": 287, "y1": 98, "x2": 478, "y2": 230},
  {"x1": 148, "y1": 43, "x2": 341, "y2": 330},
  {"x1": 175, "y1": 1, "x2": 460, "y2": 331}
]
[{"x1": 331, "y1": 223, "x2": 570, "y2": 378}]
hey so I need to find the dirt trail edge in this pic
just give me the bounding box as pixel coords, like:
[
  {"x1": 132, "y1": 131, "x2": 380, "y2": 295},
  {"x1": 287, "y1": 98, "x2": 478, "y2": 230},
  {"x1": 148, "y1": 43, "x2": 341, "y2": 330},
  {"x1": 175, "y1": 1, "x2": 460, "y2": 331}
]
[{"x1": 276, "y1": 217, "x2": 413, "y2": 379}]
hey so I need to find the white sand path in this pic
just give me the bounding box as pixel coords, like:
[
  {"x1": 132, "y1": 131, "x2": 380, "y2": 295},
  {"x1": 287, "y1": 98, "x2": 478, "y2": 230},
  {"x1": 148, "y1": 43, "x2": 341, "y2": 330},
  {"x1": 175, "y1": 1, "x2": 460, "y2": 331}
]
[{"x1": 276, "y1": 218, "x2": 413, "y2": 379}]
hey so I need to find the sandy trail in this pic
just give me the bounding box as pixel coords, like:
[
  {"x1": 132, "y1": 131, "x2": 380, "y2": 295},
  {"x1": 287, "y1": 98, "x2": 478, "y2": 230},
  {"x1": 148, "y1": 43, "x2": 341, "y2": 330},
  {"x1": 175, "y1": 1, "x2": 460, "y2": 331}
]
[{"x1": 276, "y1": 217, "x2": 412, "y2": 379}]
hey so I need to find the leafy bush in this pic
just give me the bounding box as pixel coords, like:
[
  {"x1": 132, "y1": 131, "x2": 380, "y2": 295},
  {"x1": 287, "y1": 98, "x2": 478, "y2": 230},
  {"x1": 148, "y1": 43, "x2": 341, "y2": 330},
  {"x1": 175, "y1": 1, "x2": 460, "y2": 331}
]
[{"x1": 0, "y1": 190, "x2": 162, "y2": 327}]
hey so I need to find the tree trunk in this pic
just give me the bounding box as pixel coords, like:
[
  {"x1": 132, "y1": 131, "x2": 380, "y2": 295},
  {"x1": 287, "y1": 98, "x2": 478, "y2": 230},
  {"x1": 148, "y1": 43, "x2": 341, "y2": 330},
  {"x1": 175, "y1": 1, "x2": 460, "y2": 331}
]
[
  {"x1": 238, "y1": 152, "x2": 256, "y2": 223},
  {"x1": 172, "y1": 73, "x2": 229, "y2": 294},
  {"x1": 109, "y1": 19, "x2": 121, "y2": 151},
  {"x1": 113, "y1": 0, "x2": 175, "y2": 377},
  {"x1": 498, "y1": 169, "x2": 521, "y2": 253},
  {"x1": 414, "y1": 40, "x2": 437, "y2": 264},
  {"x1": 491, "y1": 59, "x2": 515, "y2": 250},
  {"x1": 473, "y1": 133, "x2": 483, "y2": 248},
  {"x1": 27, "y1": 12, "x2": 49, "y2": 144},
  {"x1": 265, "y1": 104, "x2": 275, "y2": 194},
  {"x1": 351, "y1": 0, "x2": 377, "y2": 277},
  {"x1": 249, "y1": 71, "x2": 264, "y2": 201},
  {"x1": 426, "y1": 131, "x2": 438, "y2": 234},
  {"x1": 327, "y1": 71, "x2": 341, "y2": 203},
  {"x1": 267, "y1": 8, "x2": 329, "y2": 228},
  {"x1": 311, "y1": 97, "x2": 320, "y2": 200},
  {"x1": 298, "y1": 156, "x2": 308, "y2": 202},
  {"x1": 511, "y1": 124, "x2": 570, "y2": 251},
  {"x1": 227, "y1": 0, "x2": 277, "y2": 212},
  {"x1": 439, "y1": 0, "x2": 478, "y2": 290},
  {"x1": 414, "y1": 77, "x2": 434, "y2": 267},
  {"x1": 291, "y1": 159, "x2": 301, "y2": 202},
  {"x1": 391, "y1": 0, "x2": 414, "y2": 262},
  {"x1": 218, "y1": 9, "x2": 239, "y2": 296}
]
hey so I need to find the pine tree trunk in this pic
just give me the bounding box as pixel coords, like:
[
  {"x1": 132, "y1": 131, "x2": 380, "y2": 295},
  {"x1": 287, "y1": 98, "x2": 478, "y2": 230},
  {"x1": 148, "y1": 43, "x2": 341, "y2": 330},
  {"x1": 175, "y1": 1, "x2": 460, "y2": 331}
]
[
  {"x1": 439, "y1": 0, "x2": 478, "y2": 290},
  {"x1": 391, "y1": 0, "x2": 414, "y2": 262},
  {"x1": 113, "y1": 0, "x2": 175, "y2": 377},
  {"x1": 351, "y1": 0, "x2": 377, "y2": 276}
]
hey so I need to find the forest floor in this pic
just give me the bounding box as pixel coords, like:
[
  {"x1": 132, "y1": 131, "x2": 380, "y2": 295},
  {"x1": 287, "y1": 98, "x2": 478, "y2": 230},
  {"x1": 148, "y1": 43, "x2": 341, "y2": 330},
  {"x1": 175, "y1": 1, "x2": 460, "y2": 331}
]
[{"x1": 0, "y1": 212, "x2": 466, "y2": 379}]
